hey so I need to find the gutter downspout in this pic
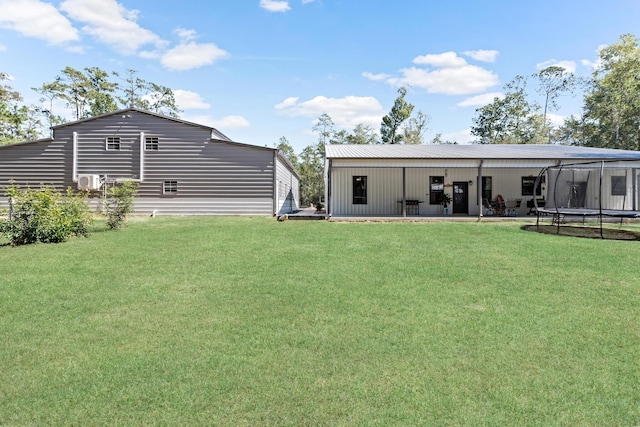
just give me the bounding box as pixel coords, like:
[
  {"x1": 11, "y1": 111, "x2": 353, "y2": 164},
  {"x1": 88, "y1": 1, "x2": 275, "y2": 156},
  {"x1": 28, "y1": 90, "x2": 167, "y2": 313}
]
[
  {"x1": 72, "y1": 131, "x2": 78, "y2": 182},
  {"x1": 139, "y1": 132, "x2": 145, "y2": 182},
  {"x1": 477, "y1": 160, "x2": 483, "y2": 220},
  {"x1": 272, "y1": 150, "x2": 278, "y2": 216},
  {"x1": 327, "y1": 159, "x2": 332, "y2": 217}
]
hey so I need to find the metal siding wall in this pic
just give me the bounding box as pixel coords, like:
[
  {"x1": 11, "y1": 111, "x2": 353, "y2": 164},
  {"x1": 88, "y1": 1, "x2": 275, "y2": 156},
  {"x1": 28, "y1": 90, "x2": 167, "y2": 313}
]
[
  {"x1": 275, "y1": 157, "x2": 300, "y2": 214},
  {"x1": 331, "y1": 167, "x2": 402, "y2": 215},
  {"x1": 330, "y1": 166, "x2": 549, "y2": 216},
  {"x1": 54, "y1": 110, "x2": 277, "y2": 215},
  {"x1": 0, "y1": 140, "x2": 71, "y2": 192}
]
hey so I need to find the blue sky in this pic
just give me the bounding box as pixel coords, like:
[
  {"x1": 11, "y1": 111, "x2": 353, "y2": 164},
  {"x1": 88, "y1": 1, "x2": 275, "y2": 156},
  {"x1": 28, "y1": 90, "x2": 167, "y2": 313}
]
[{"x1": 1, "y1": 0, "x2": 640, "y2": 152}]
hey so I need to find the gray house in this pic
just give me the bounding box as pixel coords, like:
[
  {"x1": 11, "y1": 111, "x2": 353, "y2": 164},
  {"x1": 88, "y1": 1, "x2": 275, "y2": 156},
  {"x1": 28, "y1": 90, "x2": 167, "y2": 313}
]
[
  {"x1": 325, "y1": 144, "x2": 640, "y2": 218},
  {"x1": 0, "y1": 108, "x2": 299, "y2": 215}
]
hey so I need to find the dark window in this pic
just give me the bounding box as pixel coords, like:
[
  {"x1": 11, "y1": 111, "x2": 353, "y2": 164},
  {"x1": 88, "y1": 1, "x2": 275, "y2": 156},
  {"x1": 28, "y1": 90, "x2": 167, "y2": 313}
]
[
  {"x1": 522, "y1": 177, "x2": 542, "y2": 196},
  {"x1": 482, "y1": 176, "x2": 492, "y2": 201},
  {"x1": 145, "y1": 136, "x2": 159, "y2": 150},
  {"x1": 106, "y1": 136, "x2": 120, "y2": 150},
  {"x1": 611, "y1": 176, "x2": 626, "y2": 196},
  {"x1": 353, "y1": 176, "x2": 367, "y2": 204},
  {"x1": 163, "y1": 180, "x2": 178, "y2": 195},
  {"x1": 429, "y1": 176, "x2": 444, "y2": 204}
]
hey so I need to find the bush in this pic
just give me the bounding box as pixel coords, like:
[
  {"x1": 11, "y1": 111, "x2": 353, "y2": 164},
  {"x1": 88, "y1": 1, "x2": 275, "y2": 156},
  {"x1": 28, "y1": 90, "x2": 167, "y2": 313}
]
[
  {"x1": 0, "y1": 184, "x2": 94, "y2": 246},
  {"x1": 102, "y1": 181, "x2": 139, "y2": 229}
]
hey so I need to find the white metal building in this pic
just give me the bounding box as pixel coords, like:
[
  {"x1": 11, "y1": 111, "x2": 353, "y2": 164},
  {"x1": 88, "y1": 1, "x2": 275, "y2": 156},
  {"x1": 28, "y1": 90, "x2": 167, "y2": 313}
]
[{"x1": 324, "y1": 144, "x2": 640, "y2": 218}]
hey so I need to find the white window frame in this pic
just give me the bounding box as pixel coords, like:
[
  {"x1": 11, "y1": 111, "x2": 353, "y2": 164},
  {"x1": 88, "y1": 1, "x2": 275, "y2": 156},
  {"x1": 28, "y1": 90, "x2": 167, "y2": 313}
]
[
  {"x1": 106, "y1": 136, "x2": 121, "y2": 151},
  {"x1": 145, "y1": 136, "x2": 159, "y2": 151},
  {"x1": 163, "y1": 180, "x2": 178, "y2": 195}
]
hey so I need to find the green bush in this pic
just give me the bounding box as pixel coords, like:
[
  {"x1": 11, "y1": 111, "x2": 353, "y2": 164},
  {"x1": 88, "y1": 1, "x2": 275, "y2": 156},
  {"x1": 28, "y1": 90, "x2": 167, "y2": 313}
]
[
  {"x1": 102, "y1": 181, "x2": 139, "y2": 229},
  {"x1": 0, "y1": 184, "x2": 93, "y2": 246}
]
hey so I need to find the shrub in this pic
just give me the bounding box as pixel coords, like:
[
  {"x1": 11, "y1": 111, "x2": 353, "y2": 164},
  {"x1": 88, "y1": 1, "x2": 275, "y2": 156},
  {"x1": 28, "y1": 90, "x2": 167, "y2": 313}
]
[
  {"x1": 0, "y1": 184, "x2": 93, "y2": 246},
  {"x1": 102, "y1": 181, "x2": 139, "y2": 229}
]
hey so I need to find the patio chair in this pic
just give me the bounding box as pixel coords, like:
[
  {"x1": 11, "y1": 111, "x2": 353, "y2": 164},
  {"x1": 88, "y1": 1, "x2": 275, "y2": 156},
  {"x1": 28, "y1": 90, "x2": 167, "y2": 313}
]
[
  {"x1": 482, "y1": 198, "x2": 496, "y2": 216},
  {"x1": 505, "y1": 199, "x2": 521, "y2": 216}
]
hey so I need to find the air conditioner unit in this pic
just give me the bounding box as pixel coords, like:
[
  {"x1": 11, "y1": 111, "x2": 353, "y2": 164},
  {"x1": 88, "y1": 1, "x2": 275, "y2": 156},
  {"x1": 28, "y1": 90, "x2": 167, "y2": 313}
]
[{"x1": 77, "y1": 174, "x2": 102, "y2": 190}]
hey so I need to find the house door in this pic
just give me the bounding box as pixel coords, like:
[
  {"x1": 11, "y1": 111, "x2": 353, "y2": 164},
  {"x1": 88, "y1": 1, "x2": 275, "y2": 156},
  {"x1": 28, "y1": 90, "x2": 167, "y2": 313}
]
[{"x1": 453, "y1": 182, "x2": 469, "y2": 214}]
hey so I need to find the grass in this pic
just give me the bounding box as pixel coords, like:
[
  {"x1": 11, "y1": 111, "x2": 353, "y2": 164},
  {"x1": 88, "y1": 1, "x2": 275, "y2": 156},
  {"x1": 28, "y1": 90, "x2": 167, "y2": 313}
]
[{"x1": 1, "y1": 216, "x2": 639, "y2": 426}]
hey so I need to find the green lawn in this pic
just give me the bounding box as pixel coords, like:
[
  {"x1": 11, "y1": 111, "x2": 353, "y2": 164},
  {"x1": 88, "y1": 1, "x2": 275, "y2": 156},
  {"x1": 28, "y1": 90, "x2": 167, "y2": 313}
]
[{"x1": 1, "y1": 217, "x2": 639, "y2": 426}]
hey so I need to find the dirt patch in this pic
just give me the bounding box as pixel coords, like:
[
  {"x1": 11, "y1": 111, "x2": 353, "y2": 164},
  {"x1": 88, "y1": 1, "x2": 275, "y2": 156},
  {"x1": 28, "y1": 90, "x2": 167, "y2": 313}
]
[{"x1": 522, "y1": 224, "x2": 640, "y2": 241}]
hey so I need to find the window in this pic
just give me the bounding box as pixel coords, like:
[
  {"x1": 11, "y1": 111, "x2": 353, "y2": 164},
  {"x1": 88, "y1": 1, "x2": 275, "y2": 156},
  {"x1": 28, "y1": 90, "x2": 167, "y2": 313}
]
[
  {"x1": 145, "y1": 136, "x2": 159, "y2": 150},
  {"x1": 611, "y1": 176, "x2": 626, "y2": 196},
  {"x1": 429, "y1": 176, "x2": 444, "y2": 204},
  {"x1": 482, "y1": 176, "x2": 492, "y2": 201},
  {"x1": 106, "y1": 136, "x2": 120, "y2": 150},
  {"x1": 522, "y1": 176, "x2": 542, "y2": 196},
  {"x1": 353, "y1": 176, "x2": 367, "y2": 204},
  {"x1": 163, "y1": 180, "x2": 178, "y2": 195}
]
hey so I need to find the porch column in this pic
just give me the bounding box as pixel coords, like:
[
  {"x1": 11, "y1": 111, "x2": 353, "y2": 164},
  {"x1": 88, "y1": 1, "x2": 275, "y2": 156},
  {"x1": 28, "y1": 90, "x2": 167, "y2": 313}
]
[
  {"x1": 477, "y1": 160, "x2": 483, "y2": 220},
  {"x1": 402, "y1": 167, "x2": 407, "y2": 217},
  {"x1": 633, "y1": 168, "x2": 637, "y2": 211}
]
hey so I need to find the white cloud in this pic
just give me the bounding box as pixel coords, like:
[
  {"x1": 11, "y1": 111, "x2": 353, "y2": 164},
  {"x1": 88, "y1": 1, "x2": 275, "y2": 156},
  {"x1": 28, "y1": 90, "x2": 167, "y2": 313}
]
[
  {"x1": 362, "y1": 71, "x2": 391, "y2": 81},
  {"x1": 0, "y1": 43, "x2": 6, "y2": 52},
  {"x1": 463, "y1": 49, "x2": 499, "y2": 63},
  {"x1": 302, "y1": 0, "x2": 315, "y2": 3},
  {"x1": 546, "y1": 113, "x2": 565, "y2": 127},
  {"x1": 183, "y1": 114, "x2": 250, "y2": 130},
  {"x1": 388, "y1": 65, "x2": 499, "y2": 95},
  {"x1": 161, "y1": 41, "x2": 229, "y2": 71},
  {"x1": 275, "y1": 95, "x2": 384, "y2": 129},
  {"x1": 0, "y1": 0, "x2": 79, "y2": 45},
  {"x1": 174, "y1": 90, "x2": 211, "y2": 110},
  {"x1": 211, "y1": 115, "x2": 251, "y2": 129},
  {"x1": 413, "y1": 51, "x2": 467, "y2": 68},
  {"x1": 275, "y1": 97, "x2": 300, "y2": 109},
  {"x1": 60, "y1": 0, "x2": 164, "y2": 55},
  {"x1": 260, "y1": 0, "x2": 291, "y2": 12},
  {"x1": 441, "y1": 129, "x2": 474, "y2": 144},
  {"x1": 371, "y1": 51, "x2": 499, "y2": 95},
  {"x1": 457, "y1": 92, "x2": 503, "y2": 107},
  {"x1": 536, "y1": 59, "x2": 577, "y2": 73}
]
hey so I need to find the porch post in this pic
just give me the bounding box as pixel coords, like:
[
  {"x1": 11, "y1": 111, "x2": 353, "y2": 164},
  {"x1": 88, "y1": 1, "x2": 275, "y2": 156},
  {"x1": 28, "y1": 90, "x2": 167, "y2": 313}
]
[
  {"x1": 402, "y1": 167, "x2": 407, "y2": 217},
  {"x1": 477, "y1": 160, "x2": 483, "y2": 220},
  {"x1": 633, "y1": 168, "x2": 637, "y2": 211}
]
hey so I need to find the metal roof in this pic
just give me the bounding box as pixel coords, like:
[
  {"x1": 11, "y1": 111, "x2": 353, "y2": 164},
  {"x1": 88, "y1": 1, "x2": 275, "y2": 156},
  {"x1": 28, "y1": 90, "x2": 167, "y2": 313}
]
[
  {"x1": 325, "y1": 144, "x2": 640, "y2": 161},
  {"x1": 52, "y1": 107, "x2": 233, "y2": 141}
]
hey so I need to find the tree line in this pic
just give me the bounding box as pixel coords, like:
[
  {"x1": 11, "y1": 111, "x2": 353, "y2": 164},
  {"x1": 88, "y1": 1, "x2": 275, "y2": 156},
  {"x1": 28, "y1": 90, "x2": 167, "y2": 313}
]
[{"x1": 0, "y1": 67, "x2": 180, "y2": 143}]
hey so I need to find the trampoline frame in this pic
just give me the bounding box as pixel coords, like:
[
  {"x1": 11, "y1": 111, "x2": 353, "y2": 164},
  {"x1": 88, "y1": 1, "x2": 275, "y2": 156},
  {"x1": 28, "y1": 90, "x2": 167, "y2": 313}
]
[{"x1": 534, "y1": 160, "x2": 640, "y2": 238}]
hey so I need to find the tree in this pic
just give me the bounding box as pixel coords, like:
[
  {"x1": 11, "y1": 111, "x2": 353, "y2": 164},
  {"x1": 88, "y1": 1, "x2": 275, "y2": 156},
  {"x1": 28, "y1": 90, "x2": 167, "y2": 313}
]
[
  {"x1": 312, "y1": 113, "x2": 335, "y2": 150},
  {"x1": 0, "y1": 73, "x2": 39, "y2": 144},
  {"x1": 534, "y1": 66, "x2": 576, "y2": 142},
  {"x1": 32, "y1": 80, "x2": 67, "y2": 135},
  {"x1": 298, "y1": 143, "x2": 324, "y2": 206},
  {"x1": 471, "y1": 76, "x2": 545, "y2": 144},
  {"x1": 329, "y1": 123, "x2": 379, "y2": 145},
  {"x1": 347, "y1": 123, "x2": 378, "y2": 144},
  {"x1": 402, "y1": 110, "x2": 430, "y2": 145},
  {"x1": 275, "y1": 136, "x2": 298, "y2": 169},
  {"x1": 380, "y1": 87, "x2": 414, "y2": 144},
  {"x1": 118, "y1": 69, "x2": 180, "y2": 116},
  {"x1": 576, "y1": 33, "x2": 640, "y2": 150}
]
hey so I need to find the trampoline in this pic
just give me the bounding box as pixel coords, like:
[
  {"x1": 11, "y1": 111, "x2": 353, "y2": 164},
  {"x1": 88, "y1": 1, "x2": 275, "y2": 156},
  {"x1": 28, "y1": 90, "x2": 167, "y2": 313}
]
[{"x1": 534, "y1": 160, "x2": 640, "y2": 238}]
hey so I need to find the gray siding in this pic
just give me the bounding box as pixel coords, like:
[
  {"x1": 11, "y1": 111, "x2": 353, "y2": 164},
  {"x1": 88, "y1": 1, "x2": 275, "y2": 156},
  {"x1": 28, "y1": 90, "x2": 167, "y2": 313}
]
[
  {"x1": 0, "y1": 139, "x2": 71, "y2": 191},
  {"x1": 0, "y1": 109, "x2": 298, "y2": 216},
  {"x1": 275, "y1": 155, "x2": 299, "y2": 214}
]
